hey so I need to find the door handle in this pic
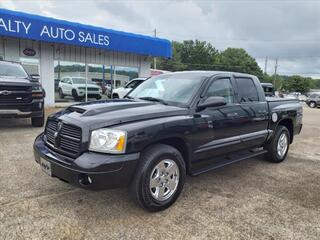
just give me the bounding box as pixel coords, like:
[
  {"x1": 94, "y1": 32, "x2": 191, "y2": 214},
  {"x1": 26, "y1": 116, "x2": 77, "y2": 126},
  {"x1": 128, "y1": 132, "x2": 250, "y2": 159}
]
[{"x1": 227, "y1": 112, "x2": 239, "y2": 117}]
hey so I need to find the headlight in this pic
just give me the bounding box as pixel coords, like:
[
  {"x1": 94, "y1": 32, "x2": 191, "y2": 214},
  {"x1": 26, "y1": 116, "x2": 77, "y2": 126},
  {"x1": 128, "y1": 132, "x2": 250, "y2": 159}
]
[
  {"x1": 32, "y1": 84, "x2": 42, "y2": 92},
  {"x1": 89, "y1": 129, "x2": 127, "y2": 154}
]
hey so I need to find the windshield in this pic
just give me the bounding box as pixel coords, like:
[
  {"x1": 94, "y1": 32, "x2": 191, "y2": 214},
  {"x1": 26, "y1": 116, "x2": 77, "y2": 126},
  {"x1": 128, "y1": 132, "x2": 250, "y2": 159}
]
[
  {"x1": 0, "y1": 63, "x2": 28, "y2": 78},
  {"x1": 72, "y1": 78, "x2": 93, "y2": 84},
  {"x1": 128, "y1": 74, "x2": 205, "y2": 105}
]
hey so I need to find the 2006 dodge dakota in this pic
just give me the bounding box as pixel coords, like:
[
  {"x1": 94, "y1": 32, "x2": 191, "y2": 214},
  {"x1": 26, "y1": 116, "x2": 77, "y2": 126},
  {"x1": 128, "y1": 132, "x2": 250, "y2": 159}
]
[{"x1": 34, "y1": 71, "x2": 303, "y2": 211}]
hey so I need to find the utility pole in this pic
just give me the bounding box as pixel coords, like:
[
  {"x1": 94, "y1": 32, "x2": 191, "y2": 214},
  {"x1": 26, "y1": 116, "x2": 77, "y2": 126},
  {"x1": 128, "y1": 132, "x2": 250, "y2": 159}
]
[
  {"x1": 264, "y1": 56, "x2": 268, "y2": 74},
  {"x1": 153, "y1": 28, "x2": 157, "y2": 70},
  {"x1": 274, "y1": 58, "x2": 278, "y2": 90}
]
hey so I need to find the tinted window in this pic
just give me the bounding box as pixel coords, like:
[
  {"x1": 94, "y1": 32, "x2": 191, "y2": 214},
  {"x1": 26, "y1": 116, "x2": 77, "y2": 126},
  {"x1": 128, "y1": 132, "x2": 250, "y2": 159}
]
[
  {"x1": 205, "y1": 78, "x2": 234, "y2": 103},
  {"x1": 236, "y1": 78, "x2": 259, "y2": 102}
]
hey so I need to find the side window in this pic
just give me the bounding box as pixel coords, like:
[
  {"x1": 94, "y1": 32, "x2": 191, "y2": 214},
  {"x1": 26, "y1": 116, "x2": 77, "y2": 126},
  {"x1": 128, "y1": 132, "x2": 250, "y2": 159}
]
[
  {"x1": 126, "y1": 80, "x2": 138, "y2": 88},
  {"x1": 205, "y1": 78, "x2": 234, "y2": 103},
  {"x1": 236, "y1": 78, "x2": 259, "y2": 102}
]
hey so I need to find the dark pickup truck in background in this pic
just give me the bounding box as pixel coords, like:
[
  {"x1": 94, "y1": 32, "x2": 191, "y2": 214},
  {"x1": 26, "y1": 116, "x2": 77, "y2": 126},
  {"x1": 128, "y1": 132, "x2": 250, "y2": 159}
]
[
  {"x1": 34, "y1": 71, "x2": 303, "y2": 211},
  {"x1": 0, "y1": 61, "x2": 45, "y2": 127}
]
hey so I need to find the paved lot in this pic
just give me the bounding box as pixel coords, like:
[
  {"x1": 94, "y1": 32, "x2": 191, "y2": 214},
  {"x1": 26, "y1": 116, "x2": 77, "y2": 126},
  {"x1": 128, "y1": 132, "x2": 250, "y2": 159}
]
[{"x1": 0, "y1": 106, "x2": 319, "y2": 239}]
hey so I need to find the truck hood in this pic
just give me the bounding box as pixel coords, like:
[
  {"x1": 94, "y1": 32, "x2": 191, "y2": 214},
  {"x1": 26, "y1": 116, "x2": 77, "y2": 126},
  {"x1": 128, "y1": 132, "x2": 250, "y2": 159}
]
[
  {"x1": 0, "y1": 77, "x2": 33, "y2": 86},
  {"x1": 53, "y1": 100, "x2": 189, "y2": 130}
]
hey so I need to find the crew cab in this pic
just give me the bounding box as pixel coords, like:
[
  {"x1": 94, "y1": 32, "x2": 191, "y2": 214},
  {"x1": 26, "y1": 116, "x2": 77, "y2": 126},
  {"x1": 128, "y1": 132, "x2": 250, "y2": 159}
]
[
  {"x1": 112, "y1": 78, "x2": 146, "y2": 99},
  {"x1": 0, "y1": 60, "x2": 45, "y2": 127},
  {"x1": 34, "y1": 71, "x2": 303, "y2": 211},
  {"x1": 58, "y1": 77, "x2": 102, "y2": 101}
]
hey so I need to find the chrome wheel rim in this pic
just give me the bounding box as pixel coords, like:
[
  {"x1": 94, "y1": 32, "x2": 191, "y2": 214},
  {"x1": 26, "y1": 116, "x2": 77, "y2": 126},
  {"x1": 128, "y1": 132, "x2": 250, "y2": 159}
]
[
  {"x1": 149, "y1": 159, "x2": 179, "y2": 201},
  {"x1": 310, "y1": 102, "x2": 315, "y2": 108},
  {"x1": 277, "y1": 133, "x2": 288, "y2": 158}
]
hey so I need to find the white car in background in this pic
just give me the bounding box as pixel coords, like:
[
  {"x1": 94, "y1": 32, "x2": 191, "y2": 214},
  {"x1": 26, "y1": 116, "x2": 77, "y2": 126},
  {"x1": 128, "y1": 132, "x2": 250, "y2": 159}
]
[
  {"x1": 58, "y1": 77, "x2": 102, "y2": 101},
  {"x1": 285, "y1": 92, "x2": 307, "y2": 102},
  {"x1": 112, "y1": 78, "x2": 146, "y2": 99}
]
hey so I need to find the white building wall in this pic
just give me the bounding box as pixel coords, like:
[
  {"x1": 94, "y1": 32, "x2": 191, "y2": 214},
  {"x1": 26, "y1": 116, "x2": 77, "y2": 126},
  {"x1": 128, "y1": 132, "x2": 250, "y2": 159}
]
[{"x1": 0, "y1": 37, "x2": 151, "y2": 106}]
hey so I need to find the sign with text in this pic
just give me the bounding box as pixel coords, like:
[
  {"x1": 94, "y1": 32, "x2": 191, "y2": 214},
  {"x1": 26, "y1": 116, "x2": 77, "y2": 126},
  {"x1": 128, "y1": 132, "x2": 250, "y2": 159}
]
[{"x1": 0, "y1": 8, "x2": 171, "y2": 58}]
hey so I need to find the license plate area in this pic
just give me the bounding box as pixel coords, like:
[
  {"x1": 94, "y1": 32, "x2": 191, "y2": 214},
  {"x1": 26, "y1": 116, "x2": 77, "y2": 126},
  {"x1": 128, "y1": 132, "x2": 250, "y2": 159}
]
[{"x1": 40, "y1": 157, "x2": 52, "y2": 176}]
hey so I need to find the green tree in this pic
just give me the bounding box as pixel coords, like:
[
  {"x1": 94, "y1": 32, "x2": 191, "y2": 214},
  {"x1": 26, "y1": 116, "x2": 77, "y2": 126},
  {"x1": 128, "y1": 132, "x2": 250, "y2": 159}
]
[
  {"x1": 282, "y1": 75, "x2": 311, "y2": 94},
  {"x1": 156, "y1": 41, "x2": 186, "y2": 71},
  {"x1": 179, "y1": 40, "x2": 219, "y2": 70},
  {"x1": 218, "y1": 48, "x2": 263, "y2": 78}
]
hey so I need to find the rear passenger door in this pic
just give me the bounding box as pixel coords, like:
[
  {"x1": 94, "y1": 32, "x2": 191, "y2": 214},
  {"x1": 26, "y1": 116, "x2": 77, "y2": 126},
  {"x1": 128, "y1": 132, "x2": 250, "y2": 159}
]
[{"x1": 234, "y1": 77, "x2": 269, "y2": 149}]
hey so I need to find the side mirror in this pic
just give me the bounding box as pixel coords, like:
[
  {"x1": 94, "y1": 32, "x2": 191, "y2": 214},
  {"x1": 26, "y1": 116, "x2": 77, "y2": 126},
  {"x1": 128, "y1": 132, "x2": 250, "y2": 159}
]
[
  {"x1": 30, "y1": 74, "x2": 40, "y2": 81},
  {"x1": 197, "y1": 96, "x2": 227, "y2": 111}
]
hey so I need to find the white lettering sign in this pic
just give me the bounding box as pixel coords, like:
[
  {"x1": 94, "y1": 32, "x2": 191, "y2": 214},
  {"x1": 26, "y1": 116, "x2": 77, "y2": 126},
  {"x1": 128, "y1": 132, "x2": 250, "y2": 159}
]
[{"x1": 0, "y1": 17, "x2": 110, "y2": 47}]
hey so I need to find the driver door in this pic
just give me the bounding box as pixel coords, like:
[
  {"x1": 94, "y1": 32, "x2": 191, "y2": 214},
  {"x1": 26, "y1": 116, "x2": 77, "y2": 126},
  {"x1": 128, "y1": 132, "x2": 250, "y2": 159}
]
[{"x1": 192, "y1": 76, "x2": 243, "y2": 166}]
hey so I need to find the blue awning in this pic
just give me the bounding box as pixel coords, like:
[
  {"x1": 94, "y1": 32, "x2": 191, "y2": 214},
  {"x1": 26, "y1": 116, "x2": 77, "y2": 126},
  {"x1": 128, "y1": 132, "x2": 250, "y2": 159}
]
[{"x1": 0, "y1": 8, "x2": 172, "y2": 58}]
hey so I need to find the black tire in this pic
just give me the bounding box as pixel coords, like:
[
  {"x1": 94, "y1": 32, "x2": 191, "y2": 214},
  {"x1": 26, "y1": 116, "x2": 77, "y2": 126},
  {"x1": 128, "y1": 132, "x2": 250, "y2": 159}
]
[
  {"x1": 96, "y1": 95, "x2": 102, "y2": 100},
  {"x1": 309, "y1": 101, "x2": 317, "y2": 108},
  {"x1": 72, "y1": 89, "x2": 81, "y2": 101},
  {"x1": 112, "y1": 93, "x2": 119, "y2": 99},
  {"x1": 130, "y1": 144, "x2": 186, "y2": 212},
  {"x1": 264, "y1": 125, "x2": 290, "y2": 163},
  {"x1": 31, "y1": 109, "x2": 45, "y2": 127},
  {"x1": 58, "y1": 88, "x2": 64, "y2": 99}
]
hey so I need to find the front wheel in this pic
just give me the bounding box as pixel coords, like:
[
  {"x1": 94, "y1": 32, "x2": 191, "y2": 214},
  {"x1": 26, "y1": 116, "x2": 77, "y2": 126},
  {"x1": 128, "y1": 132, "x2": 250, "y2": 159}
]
[
  {"x1": 264, "y1": 125, "x2": 290, "y2": 163},
  {"x1": 130, "y1": 144, "x2": 186, "y2": 212},
  {"x1": 31, "y1": 109, "x2": 45, "y2": 127},
  {"x1": 58, "y1": 88, "x2": 64, "y2": 99}
]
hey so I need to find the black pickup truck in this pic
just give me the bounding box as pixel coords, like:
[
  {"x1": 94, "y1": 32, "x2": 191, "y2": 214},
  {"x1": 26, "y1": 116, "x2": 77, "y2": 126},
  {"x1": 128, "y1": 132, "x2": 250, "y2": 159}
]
[
  {"x1": 0, "y1": 61, "x2": 45, "y2": 127},
  {"x1": 34, "y1": 71, "x2": 303, "y2": 211}
]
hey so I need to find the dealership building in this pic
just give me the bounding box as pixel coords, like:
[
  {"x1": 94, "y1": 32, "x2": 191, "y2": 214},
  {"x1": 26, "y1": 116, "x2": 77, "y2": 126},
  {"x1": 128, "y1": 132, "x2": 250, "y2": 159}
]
[{"x1": 0, "y1": 8, "x2": 172, "y2": 105}]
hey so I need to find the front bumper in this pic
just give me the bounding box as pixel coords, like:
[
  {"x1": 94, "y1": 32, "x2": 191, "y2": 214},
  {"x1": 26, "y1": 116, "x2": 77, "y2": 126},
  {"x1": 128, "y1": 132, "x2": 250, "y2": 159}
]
[
  {"x1": 0, "y1": 99, "x2": 43, "y2": 118},
  {"x1": 33, "y1": 133, "x2": 140, "y2": 190},
  {"x1": 77, "y1": 90, "x2": 101, "y2": 97}
]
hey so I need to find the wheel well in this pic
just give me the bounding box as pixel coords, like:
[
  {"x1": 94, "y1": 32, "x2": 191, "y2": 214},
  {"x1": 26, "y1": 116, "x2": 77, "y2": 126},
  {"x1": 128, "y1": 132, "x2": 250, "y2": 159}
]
[
  {"x1": 145, "y1": 138, "x2": 190, "y2": 173},
  {"x1": 278, "y1": 119, "x2": 294, "y2": 143}
]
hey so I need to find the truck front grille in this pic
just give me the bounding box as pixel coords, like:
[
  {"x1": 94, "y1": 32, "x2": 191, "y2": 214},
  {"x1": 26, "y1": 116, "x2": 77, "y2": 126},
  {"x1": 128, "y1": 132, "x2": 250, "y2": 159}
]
[
  {"x1": 87, "y1": 87, "x2": 99, "y2": 91},
  {"x1": 45, "y1": 120, "x2": 82, "y2": 158},
  {"x1": 0, "y1": 85, "x2": 32, "y2": 103}
]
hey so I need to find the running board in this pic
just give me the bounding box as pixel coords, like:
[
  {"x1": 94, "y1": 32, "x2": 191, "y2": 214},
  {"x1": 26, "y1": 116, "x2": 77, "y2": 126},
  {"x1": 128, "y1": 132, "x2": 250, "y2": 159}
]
[{"x1": 191, "y1": 148, "x2": 267, "y2": 176}]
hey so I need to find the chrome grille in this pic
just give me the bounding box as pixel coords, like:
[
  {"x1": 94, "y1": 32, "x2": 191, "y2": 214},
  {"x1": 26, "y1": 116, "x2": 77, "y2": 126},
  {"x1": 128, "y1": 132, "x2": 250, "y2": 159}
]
[{"x1": 45, "y1": 120, "x2": 82, "y2": 158}]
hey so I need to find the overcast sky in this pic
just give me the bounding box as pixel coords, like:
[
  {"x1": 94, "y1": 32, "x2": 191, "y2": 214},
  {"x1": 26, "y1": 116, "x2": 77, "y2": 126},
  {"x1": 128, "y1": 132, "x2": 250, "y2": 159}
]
[{"x1": 1, "y1": 0, "x2": 320, "y2": 77}]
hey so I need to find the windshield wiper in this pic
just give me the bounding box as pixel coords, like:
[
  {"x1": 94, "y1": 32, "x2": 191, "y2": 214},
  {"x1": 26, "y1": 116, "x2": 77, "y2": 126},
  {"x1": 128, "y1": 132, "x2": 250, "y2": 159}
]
[
  {"x1": 139, "y1": 97, "x2": 168, "y2": 105},
  {"x1": 124, "y1": 95, "x2": 134, "y2": 99}
]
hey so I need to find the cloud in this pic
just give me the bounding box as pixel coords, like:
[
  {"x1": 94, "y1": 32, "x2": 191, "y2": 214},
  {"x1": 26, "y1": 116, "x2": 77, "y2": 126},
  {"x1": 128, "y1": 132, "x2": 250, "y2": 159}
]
[{"x1": 1, "y1": 0, "x2": 319, "y2": 77}]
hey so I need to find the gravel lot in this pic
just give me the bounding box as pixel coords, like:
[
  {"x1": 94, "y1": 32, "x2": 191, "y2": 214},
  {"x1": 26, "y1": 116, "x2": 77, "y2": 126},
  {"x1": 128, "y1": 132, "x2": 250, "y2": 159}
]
[{"x1": 0, "y1": 105, "x2": 319, "y2": 239}]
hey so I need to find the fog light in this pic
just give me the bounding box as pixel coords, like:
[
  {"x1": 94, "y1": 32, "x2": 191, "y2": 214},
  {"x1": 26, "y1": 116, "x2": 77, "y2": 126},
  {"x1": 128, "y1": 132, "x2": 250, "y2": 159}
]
[{"x1": 79, "y1": 174, "x2": 92, "y2": 186}]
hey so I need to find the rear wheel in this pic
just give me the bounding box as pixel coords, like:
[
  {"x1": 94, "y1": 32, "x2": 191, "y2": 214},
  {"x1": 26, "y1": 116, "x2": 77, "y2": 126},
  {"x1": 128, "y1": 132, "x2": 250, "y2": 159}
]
[
  {"x1": 130, "y1": 144, "x2": 186, "y2": 212},
  {"x1": 309, "y1": 101, "x2": 316, "y2": 108},
  {"x1": 264, "y1": 125, "x2": 290, "y2": 163},
  {"x1": 112, "y1": 93, "x2": 119, "y2": 99},
  {"x1": 96, "y1": 95, "x2": 102, "y2": 100}
]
